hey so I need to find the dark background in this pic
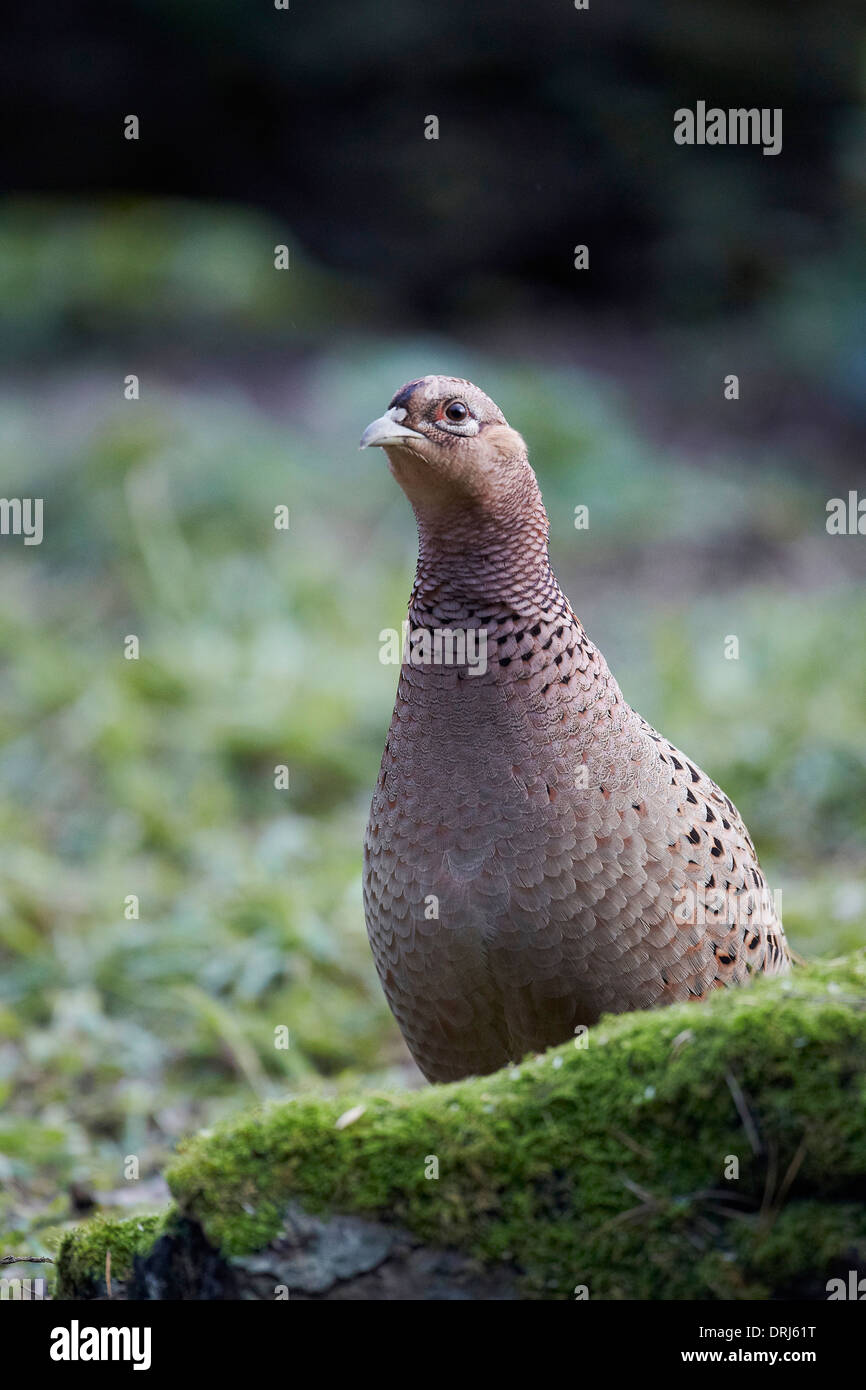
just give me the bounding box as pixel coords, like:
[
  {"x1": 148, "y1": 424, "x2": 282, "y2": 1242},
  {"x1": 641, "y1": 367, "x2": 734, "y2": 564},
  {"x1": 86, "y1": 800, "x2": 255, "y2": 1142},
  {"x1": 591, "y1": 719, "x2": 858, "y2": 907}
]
[
  {"x1": 3, "y1": 0, "x2": 864, "y2": 472},
  {"x1": 2, "y1": 0, "x2": 863, "y2": 318}
]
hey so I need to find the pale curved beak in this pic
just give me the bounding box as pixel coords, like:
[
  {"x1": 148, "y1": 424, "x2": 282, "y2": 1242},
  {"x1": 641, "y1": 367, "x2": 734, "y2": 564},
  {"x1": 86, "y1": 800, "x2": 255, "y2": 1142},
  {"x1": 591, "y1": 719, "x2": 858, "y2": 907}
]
[{"x1": 359, "y1": 407, "x2": 424, "y2": 450}]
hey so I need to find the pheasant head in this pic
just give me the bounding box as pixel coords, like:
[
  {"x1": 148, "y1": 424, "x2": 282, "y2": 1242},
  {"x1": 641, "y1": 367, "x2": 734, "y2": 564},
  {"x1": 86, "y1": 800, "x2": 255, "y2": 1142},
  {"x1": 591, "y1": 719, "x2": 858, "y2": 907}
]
[{"x1": 360, "y1": 375, "x2": 551, "y2": 611}]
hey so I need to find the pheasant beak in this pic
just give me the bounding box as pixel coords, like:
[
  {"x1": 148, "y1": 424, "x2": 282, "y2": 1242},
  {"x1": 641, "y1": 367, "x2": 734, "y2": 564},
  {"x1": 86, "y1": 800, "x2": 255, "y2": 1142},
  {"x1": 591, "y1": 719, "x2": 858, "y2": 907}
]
[{"x1": 359, "y1": 407, "x2": 424, "y2": 450}]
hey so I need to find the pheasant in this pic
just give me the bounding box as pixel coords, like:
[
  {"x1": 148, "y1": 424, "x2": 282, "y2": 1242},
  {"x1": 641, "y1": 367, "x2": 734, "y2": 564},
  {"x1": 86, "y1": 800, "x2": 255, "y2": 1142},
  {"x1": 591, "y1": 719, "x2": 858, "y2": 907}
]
[{"x1": 360, "y1": 375, "x2": 790, "y2": 1082}]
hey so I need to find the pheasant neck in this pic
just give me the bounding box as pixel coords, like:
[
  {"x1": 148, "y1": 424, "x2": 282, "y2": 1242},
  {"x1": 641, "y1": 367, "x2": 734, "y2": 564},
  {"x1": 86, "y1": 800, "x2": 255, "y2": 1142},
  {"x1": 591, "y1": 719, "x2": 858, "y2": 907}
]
[{"x1": 408, "y1": 491, "x2": 571, "y2": 626}]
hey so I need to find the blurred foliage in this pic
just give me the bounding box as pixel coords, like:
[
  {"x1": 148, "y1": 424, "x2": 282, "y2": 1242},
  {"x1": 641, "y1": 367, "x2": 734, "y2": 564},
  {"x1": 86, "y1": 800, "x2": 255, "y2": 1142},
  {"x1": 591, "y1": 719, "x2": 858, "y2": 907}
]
[
  {"x1": 0, "y1": 199, "x2": 371, "y2": 360},
  {"x1": 0, "y1": 200, "x2": 864, "y2": 1290}
]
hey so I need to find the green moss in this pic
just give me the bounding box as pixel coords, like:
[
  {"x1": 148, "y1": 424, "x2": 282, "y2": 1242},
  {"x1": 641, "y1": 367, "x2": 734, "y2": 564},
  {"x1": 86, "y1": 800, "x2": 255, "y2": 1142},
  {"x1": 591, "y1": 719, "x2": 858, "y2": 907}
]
[
  {"x1": 58, "y1": 955, "x2": 866, "y2": 1299},
  {"x1": 723, "y1": 1201, "x2": 866, "y2": 1297},
  {"x1": 162, "y1": 954, "x2": 866, "y2": 1298},
  {"x1": 55, "y1": 1210, "x2": 173, "y2": 1299}
]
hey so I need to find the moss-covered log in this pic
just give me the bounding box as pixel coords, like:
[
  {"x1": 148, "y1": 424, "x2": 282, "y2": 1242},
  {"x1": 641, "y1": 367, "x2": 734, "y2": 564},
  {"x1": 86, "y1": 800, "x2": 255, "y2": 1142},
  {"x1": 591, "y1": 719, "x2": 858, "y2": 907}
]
[{"x1": 56, "y1": 955, "x2": 866, "y2": 1299}]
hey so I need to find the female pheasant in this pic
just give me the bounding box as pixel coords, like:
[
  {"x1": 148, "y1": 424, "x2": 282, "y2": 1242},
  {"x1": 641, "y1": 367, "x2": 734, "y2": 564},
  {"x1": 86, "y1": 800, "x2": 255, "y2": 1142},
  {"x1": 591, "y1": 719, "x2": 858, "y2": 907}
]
[{"x1": 361, "y1": 375, "x2": 790, "y2": 1082}]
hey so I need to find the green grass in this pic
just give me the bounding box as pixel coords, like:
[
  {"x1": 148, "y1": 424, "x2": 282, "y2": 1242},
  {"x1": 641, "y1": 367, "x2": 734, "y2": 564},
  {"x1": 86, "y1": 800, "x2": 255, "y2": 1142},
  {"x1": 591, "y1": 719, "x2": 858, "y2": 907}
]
[{"x1": 0, "y1": 200, "x2": 863, "y2": 1289}]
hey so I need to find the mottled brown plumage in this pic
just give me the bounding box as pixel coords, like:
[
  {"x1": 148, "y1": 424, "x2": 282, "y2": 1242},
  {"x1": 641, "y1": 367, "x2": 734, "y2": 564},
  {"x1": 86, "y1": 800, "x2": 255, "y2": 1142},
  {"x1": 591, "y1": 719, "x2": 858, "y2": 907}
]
[{"x1": 361, "y1": 375, "x2": 790, "y2": 1082}]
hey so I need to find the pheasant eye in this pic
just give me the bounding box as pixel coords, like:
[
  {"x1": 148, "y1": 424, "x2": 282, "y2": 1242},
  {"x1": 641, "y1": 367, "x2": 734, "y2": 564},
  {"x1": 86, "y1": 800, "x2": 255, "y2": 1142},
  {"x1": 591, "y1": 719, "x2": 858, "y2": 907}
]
[{"x1": 443, "y1": 400, "x2": 469, "y2": 423}]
